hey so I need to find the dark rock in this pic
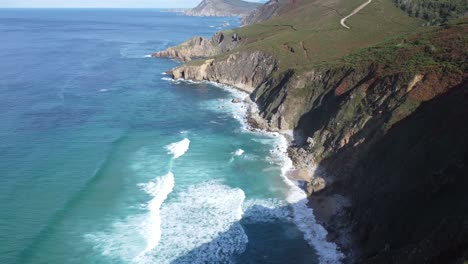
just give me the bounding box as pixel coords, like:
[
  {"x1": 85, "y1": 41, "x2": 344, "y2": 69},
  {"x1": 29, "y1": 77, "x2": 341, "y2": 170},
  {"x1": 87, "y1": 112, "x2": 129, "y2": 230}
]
[{"x1": 212, "y1": 32, "x2": 224, "y2": 44}]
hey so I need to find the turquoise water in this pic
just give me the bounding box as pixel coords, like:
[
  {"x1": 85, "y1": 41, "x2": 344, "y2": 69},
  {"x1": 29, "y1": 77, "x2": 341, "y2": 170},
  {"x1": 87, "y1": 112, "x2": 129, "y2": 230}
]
[{"x1": 0, "y1": 9, "x2": 340, "y2": 264}]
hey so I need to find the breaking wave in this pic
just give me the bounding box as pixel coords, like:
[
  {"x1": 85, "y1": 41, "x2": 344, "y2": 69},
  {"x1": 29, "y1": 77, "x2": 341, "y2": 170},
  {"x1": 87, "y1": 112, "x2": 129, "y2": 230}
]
[{"x1": 165, "y1": 138, "x2": 190, "y2": 159}]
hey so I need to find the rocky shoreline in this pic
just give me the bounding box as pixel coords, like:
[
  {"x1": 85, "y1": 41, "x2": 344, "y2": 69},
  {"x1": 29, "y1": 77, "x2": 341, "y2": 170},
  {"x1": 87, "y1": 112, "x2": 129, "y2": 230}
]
[
  {"x1": 243, "y1": 97, "x2": 354, "y2": 261},
  {"x1": 154, "y1": 16, "x2": 468, "y2": 262}
]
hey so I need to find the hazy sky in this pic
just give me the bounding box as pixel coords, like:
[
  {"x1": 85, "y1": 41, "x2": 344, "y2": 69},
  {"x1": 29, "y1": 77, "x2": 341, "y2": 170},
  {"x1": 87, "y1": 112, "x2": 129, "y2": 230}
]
[{"x1": 0, "y1": 0, "x2": 264, "y2": 8}]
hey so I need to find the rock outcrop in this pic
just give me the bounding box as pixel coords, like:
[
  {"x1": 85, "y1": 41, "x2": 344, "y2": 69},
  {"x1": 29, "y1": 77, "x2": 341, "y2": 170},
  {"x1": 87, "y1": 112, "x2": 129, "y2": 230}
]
[
  {"x1": 152, "y1": 32, "x2": 241, "y2": 61},
  {"x1": 171, "y1": 51, "x2": 277, "y2": 93},
  {"x1": 185, "y1": 0, "x2": 261, "y2": 17}
]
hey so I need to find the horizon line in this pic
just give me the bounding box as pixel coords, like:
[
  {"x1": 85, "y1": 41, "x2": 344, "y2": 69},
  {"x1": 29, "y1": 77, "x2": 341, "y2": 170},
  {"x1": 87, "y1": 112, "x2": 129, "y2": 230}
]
[{"x1": 0, "y1": 7, "x2": 191, "y2": 9}]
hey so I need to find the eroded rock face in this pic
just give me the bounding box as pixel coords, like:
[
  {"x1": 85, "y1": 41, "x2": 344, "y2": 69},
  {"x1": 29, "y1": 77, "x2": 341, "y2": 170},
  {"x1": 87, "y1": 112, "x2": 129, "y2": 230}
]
[
  {"x1": 152, "y1": 32, "x2": 241, "y2": 61},
  {"x1": 307, "y1": 177, "x2": 326, "y2": 194},
  {"x1": 170, "y1": 51, "x2": 277, "y2": 93}
]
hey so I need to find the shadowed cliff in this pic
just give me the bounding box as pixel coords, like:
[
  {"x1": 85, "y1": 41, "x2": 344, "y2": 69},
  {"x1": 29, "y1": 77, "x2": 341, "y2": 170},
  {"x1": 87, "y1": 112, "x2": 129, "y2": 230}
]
[{"x1": 154, "y1": 0, "x2": 468, "y2": 261}]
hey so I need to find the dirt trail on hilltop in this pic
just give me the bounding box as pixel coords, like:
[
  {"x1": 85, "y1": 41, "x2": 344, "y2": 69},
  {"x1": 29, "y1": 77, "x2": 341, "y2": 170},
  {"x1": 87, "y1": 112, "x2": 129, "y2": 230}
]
[{"x1": 340, "y1": 0, "x2": 372, "y2": 29}]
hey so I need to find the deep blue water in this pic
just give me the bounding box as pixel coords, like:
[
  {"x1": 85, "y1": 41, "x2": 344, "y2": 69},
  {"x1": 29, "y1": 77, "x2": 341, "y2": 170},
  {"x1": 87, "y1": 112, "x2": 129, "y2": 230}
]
[{"x1": 0, "y1": 9, "x2": 339, "y2": 264}]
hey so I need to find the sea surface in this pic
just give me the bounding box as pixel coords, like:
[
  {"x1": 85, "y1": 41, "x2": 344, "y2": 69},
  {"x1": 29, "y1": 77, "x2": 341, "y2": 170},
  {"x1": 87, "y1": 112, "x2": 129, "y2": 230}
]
[{"x1": 0, "y1": 9, "x2": 341, "y2": 264}]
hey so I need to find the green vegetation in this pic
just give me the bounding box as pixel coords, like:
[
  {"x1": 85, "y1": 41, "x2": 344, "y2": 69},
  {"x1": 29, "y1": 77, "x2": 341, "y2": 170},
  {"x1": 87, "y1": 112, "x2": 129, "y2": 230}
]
[
  {"x1": 385, "y1": 96, "x2": 421, "y2": 131},
  {"x1": 226, "y1": 0, "x2": 423, "y2": 74},
  {"x1": 392, "y1": 0, "x2": 467, "y2": 25},
  {"x1": 341, "y1": 21, "x2": 467, "y2": 74},
  {"x1": 223, "y1": 0, "x2": 260, "y2": 8}
]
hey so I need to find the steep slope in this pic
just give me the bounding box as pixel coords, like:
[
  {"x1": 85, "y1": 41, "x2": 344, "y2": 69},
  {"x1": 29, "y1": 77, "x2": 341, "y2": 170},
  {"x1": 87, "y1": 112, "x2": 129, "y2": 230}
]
[
  {"x1": 241, "y1": 0, "x2": 290, "y2": 25},
  {"x1": 154, "y1": 0, "x2": 468, "y2": 262},
  {"x1": 185, "y1": 0, "x2": 261, "y2": 17}
]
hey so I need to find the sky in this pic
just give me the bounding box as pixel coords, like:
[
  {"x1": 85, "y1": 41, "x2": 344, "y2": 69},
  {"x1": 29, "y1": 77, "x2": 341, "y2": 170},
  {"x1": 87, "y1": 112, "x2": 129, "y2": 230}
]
[{"x1": 0, "y1": 0, "x2": 264, "y2": 8}]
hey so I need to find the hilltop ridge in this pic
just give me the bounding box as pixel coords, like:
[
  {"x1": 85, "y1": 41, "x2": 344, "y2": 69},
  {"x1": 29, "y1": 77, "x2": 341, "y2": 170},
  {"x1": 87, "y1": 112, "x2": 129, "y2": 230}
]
[{"x1": 185, "y1": 0, "x2": 261, "y2": 17}]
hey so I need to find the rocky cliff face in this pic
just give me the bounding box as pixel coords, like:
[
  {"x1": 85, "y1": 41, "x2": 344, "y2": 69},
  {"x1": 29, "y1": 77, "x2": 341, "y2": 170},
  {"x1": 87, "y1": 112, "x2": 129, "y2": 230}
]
[
  {"x1": 185, "y1": 0, "x2": 261, "y2": 17},
  {"x1": 152, "y1": 32, "x2": 241, "y2": 61},
  {"x1": 171, "y1": 51, "x2": 277, "y2": 93},
  {"x1": 156, "y1": 22, "x2": 468, "y2": 262},
  {"x1": 241, "y1": 0, "x2": 287, "y2": 25}
]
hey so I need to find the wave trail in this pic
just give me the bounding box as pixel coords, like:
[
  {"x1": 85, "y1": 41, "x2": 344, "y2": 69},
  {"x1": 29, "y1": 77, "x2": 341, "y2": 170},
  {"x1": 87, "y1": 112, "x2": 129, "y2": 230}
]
[{"x1": 139, "y1": 172, "x2": 175, "y2": 256}]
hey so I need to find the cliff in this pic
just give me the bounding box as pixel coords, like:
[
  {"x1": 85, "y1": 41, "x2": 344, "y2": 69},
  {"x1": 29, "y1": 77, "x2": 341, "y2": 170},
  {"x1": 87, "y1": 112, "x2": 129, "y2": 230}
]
[
  {"x1": 241, "y1": 0, "x2": 296, "y2": 25},
  {"x1": 185, "y1": 0, "x2": 261, "y2": 17},
  {"x1": 152, "y1": 32, "x2": 242, "y2": 61},
  {"x1": 154, "y1": 0, "x2": 468, "y2": 262}
]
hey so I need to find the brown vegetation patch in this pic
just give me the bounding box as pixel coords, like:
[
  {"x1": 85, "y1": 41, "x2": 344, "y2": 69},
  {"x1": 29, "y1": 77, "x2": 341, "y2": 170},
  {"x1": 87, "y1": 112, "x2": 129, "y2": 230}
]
[
  {"x1": 334, "y1": 74, "x2": 353, "y2": 96},
  {"x1": 410, "y1": 72, "x2": 467, "y2": 101}
]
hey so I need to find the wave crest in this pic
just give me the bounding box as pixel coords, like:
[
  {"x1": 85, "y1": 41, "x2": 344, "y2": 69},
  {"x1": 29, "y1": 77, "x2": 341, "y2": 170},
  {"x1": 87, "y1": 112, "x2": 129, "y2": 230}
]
[{"x1": 165, "y1": 138, "x2": 190, "y2": 159}]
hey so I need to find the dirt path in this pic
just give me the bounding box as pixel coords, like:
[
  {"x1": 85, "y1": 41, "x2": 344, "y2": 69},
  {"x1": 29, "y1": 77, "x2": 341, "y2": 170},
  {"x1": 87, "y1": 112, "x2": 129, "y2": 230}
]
[{"x1": 340, "y1": 0, "x2": 372, "y2": 29}]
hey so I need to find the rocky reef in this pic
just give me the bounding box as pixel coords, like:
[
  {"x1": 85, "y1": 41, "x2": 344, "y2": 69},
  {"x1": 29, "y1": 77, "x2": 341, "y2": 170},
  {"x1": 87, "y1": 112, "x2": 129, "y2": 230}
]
[{"x1": 155, "y1": 6, "x2": 468, "y2": 262}]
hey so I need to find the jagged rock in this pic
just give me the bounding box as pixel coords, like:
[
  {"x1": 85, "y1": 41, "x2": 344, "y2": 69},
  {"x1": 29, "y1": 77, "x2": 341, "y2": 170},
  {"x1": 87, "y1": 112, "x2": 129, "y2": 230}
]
[
  {"x1": 231, "y1": 33, "x2": 241, "y2": 42},
  {"x1": 231, "y1": 98, "x2": 241, "y2": 103},
  {"x1": 153, "y1": 32, "x2": 240, "y2": 61},
  {"x1": 243, "y1": 96, "x2": 252, "y2": 104},
  {"x1": 170, "y1": 51, "x2": 277, "y2": 93},
  {"x1": 306, "y1": 137, "x2": 314, "y2": 148},
  {"x1": 307, "y1": 177, "x2": 326, "y2": 194},
  {"x1": 212, "y1": 32, "x2": 224, "y2": 44}
]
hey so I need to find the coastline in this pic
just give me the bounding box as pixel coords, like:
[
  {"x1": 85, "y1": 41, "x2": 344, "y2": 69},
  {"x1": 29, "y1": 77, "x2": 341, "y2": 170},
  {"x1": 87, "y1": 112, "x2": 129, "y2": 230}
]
[{"x1": 162, "y1": 76, "x2": 345, "y2": 263}]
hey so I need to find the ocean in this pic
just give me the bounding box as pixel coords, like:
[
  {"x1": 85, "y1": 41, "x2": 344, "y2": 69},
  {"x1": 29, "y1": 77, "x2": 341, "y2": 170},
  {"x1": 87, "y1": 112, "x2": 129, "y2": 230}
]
[{"x1": 0, "y1": 9, "x2": 341, "y2": 264}]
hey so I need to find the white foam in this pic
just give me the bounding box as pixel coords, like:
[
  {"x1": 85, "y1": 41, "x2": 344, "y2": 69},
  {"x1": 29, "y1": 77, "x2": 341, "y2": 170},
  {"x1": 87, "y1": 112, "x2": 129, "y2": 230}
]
[
  {"x1": 234, "y1": 149, "x2": 244, "y2": 156},
  {"x1": 165, "y1": 138, "x2": 190, "y2": 159},
  {"x1": 194, "y1": 81, "x2": 250, "y2": 130},
  {"x1": 85, "y1": 172, "x2": 176, "y2": 263},
  {"x1": 119, "y1": 42, "x2": 154, "y2": 59},
  {"x1": 143, "y1": 55, "x2": 152, "y2": 58},
  {"x1": 99, "y1": 88, "x2": 109, "y2": 92},
  {"x1": 242, "y1": 198, "x2": 291, "y2": 223},
  {"x1": 202, "y1": 81, "x2": 344, "y2": 263},
  {"x1": 161, "y1": 77, "x2": 173, "y2": 81},
  {"x1": 162, "y1": 77, "x2": 344, "y2": 263},
  {"x1": 85, "y1": 215, "x2": 147, "y2": 262},
  {"x1": 138, "y1": 172, "x2": 175, "y2": 256},
  {"x1": 273, "y1": 135, "x2": 344, "y2": 264},
  {"x1": 150, "y1": 182, "x2": 247, "y2": 264}
]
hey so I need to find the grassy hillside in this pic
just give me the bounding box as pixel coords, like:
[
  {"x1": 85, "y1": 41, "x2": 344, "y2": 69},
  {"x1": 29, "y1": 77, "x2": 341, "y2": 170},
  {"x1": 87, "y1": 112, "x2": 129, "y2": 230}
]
[
  {"x1": 220, "y1": 0, "x2": 424, "y2": 73},
  {"x1": 223, "y1": 0, "x2": 261, "y2": 8},
  {"x1": 341, "y1": 20, "x2": 468, "y2": 75}
]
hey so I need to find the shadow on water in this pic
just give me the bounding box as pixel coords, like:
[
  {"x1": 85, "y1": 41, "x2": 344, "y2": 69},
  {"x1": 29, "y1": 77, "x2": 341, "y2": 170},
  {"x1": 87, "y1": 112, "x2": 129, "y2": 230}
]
[{"x1": 169, "y1": 203, "x2": 320, "y2": 264}]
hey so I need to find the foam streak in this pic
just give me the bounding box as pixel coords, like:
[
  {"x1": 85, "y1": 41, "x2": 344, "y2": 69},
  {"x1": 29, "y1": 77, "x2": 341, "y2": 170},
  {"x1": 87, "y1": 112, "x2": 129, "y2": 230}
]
[{"x1": 139, "y1": 172, "x2": 175, "y2": 256}]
